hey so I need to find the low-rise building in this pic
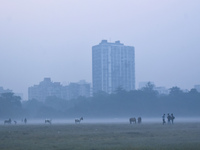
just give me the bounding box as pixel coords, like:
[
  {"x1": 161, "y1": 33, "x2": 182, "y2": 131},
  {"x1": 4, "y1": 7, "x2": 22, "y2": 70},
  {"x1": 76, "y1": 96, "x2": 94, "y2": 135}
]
[
  {"x1": 67, "y1": 80, "x2": 91, "y2": 100},
  {"x1": 154, "y1": 86, "x2": 169, "y2": 95},
  {"x1": 194, "y1": 85, "x2": 200, "y2": 92},
  {"x1": 28, "y1": 78, "x2": 91, "y2": 102},
  {"x1": 138, "y1": 82, "x2": 169, "y2": 95}
]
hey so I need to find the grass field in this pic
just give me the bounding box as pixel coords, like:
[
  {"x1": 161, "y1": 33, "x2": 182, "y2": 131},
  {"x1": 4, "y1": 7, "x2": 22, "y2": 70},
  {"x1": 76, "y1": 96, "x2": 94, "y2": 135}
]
[{"x1": 0, "y1": 122, "x2": 200, "y2": 150}]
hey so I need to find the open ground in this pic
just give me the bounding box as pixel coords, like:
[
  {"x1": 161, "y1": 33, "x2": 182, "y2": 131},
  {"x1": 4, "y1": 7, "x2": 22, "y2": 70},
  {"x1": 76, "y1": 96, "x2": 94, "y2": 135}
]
[{"x1": 0, "y1": 122, "x2": 200, "y2": 150}]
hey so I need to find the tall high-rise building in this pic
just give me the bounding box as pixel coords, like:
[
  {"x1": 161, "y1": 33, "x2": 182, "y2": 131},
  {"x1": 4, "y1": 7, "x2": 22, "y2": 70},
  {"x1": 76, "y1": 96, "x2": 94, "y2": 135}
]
[{"x1": 92, "y1": 40, "x2": 135, "y2": 94}]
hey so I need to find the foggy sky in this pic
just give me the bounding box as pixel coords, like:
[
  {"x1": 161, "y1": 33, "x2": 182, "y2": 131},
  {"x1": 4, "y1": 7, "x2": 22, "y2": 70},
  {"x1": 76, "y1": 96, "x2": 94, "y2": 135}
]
[{"x1": 0, "y1": 0, "x2": 200, "y2": 99}]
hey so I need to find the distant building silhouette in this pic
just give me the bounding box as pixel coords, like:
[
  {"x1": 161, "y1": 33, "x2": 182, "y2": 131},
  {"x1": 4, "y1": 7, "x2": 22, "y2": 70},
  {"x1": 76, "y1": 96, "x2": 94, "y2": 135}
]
[
  {"x1": 0, "y1": 86, "x2": 12, "y2": 94},
  {"x1": 194, "y1": 85, "x2": 200, "y2": 92},
  {"x1": 154, "y1": 86, "x2": 169, "y2": 95},
  {"x1": 66, "y1": 80, "x2": 91, "y2": 100},
  {"x1": 138, "y1": 82, "x2": 169, "y2": 95},
  {"x1": 28, "y1": 78, "x2": 90, "y2": 102},
  {"x1": 92, "y1": 40, "x2": 135, "y2": 94},
  {"x1": 138, "y1": 81, "x2": 151, "y2": 89}
]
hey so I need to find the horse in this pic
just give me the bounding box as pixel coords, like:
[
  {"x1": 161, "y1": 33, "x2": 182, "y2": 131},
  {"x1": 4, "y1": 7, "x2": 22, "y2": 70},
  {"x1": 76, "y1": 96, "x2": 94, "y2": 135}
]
[
  {"x1": 129, "y1": 117, "x2": 136, "y2": 124},
  {"x1": 75, "y1": 117, "x2": 83, "y2": 124},
  {"x1": 137, "y1": 117, "x2": 142, "y2": 124},
  {"x1": 4, "y1": 118, "x2": 12, "y2": 125},
  {"x1": 45, "y1": 119, "x2": 52, "y2": 124},
  {"x1": 14, "y1": 120, "x2": 17, "y2": 125}
]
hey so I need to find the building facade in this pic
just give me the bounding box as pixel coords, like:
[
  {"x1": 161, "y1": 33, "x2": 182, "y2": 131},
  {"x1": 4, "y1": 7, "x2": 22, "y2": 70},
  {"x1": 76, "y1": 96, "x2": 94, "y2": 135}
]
[
  {"x1": 66, "y1": 80, "x2": 91, "y2": 100},
  {"x1": 28, "y1": 78, "x2": 64, "y2": 102},
  {"x1": 92, "y1": 40, "x2": 135, "y2": 94},
  {"x1": 28, "y1": 78, "x2": 90, "y2": 102},
  {"x1": 194, "y1": 85, "x2": 200, "y2": 92},
  {"x1": 138, "y1": 82, "x2": 169, "y2": 95}
]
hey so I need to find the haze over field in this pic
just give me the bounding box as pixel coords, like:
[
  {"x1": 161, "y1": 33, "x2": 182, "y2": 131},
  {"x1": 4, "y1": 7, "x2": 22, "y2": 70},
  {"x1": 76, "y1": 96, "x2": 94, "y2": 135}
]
[
  {"x1": 6, "y1": 117, "x2": 199, "y2": 125},
  {"x1": 0, "y1": 0, "x2": 200, "y2": 99},
  {"x1": 1, "y1": 122, "x2": 200, "y2": 150}
]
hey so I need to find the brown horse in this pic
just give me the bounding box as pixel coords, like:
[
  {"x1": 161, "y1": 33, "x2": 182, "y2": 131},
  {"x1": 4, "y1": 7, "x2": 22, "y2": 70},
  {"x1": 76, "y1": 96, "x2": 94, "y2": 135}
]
[{"x1": 129, "y1": 117, "x2": 136, "y2": 124}]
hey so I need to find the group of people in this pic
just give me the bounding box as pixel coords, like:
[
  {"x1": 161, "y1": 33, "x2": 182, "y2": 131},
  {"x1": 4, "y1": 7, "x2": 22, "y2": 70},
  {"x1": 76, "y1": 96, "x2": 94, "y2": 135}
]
[
  {"x1": 21, "y1": 118, "x2": 27, "y2": 124},
  {"x1": 162, "y1": 113, "x2": 175, "y2": 125}
]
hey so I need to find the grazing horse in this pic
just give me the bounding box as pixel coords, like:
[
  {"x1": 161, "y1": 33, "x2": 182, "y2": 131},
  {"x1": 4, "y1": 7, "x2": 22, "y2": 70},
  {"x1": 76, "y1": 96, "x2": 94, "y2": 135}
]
[
  {"x1": 45, "y1": 119, "x2": 52, "y2": 124},
  {"x1": 4, "y1": 118, "x2": 12, "y2": 124},
  {"x1": 14, "y1": 121, "x2": 17, "y2": 125},
  {"x1": 138, "y1": 117, "x2": 142, "y2": 124},
  {"x1": 129, "y1": 117, "x2": 136, "y2": 124},
  {"x1": 75, "y1": 117, "x2": 83, "y2": 124}
]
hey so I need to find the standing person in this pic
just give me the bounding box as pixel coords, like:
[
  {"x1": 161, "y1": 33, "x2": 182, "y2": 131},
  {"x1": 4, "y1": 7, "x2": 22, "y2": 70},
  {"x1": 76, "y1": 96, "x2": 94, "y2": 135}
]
[
  {"x1": 24, "y1": 118, "x2": 27, "y2": 124},
  {"x1": 167, "y1": 113, "x2": 171, "y2": 124},
  {"x1": 171, "y1": 113, "x2": 175, "y2": 124},
  {"x1": 162, "y1": 114, "x2": 166, "y2": 125}
]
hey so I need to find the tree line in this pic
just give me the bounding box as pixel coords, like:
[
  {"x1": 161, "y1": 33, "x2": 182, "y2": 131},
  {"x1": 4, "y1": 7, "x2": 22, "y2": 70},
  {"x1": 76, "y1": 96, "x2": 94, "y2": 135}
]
[{"x1": 1, "y1": 83, "x2": 200, "y2": 119}]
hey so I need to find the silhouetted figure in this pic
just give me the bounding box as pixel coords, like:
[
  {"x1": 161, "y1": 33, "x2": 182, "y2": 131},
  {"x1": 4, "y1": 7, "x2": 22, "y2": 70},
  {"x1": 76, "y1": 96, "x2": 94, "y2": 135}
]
[
  {"x1": 162, "y1": 114, "x2": 166, "y2": 125},
  {"x1": 167, "y1": 113, "x2": 171, "y2": 124},
  {"x1": 138, "y1": 117, "x2": 142, "y2": 124},
  {"x1": 171, "y1": 113, "x2": 175, "y2": 124},
  {"x1": 24, "y1": 118, "x2": 27, "y2": 124}
]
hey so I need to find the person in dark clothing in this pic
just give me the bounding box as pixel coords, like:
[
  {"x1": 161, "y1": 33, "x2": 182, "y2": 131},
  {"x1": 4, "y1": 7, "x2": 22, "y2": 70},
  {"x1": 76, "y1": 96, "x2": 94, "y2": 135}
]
[
  {"x1": 162, "y1": 114, "x2": 166, "y2": 125},
  {"x1": 24, "y1": 118, "x2": 27, "y2": 124},
  {"x1": 167, "y1": 113, "x2": 171, "y2": 124},
  {"x1": 171, "y1": 113, "x2": 175, "y2": 124}
]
